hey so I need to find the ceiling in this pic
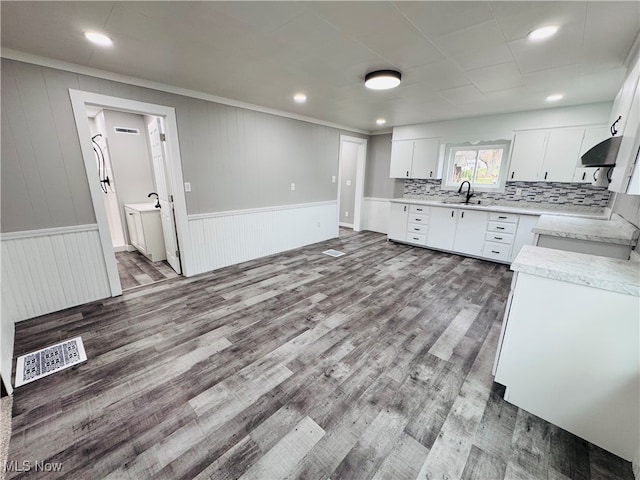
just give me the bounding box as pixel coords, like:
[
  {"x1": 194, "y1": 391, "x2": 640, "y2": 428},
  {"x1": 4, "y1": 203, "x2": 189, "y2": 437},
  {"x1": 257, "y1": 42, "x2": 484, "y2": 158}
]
[{"x1": 2, "y1": 1, "x2": 639, "y2": 133}]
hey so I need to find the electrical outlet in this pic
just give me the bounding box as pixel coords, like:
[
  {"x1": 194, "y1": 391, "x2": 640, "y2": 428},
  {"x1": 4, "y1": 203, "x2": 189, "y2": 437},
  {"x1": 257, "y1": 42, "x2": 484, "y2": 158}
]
[
  {"x1": 346, "y1": 180, "x2": 352, "y2": 186},
  {"x1": 290, "y1": 183, "x2": 295, "y2": 191},
  {"x1": 184, "y1": 182, "x2": 191, "y2": 192},
  {"x1": 515, "y1": 188, "x2": 523, "y2": 196},
  {"x1": 345, "y1": 211, "x2": 349, "y2": 217},
  {"x1": 332, "y1": 176, "x2": 336, "y2": 183}
]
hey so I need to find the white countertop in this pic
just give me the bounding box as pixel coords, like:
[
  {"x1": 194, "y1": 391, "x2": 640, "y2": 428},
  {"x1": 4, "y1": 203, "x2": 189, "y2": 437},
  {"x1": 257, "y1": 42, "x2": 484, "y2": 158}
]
[
  {"x1": 512, "y1": 245, "x2": 640, "y2": 297},
  {"x1": 124, "y1": 203, "x2": 161, "y2": 212},
  {"x1": 532, "y1": 213, "x2": 639, "y2": 246},
  {"x1": 389, "y1": 197, "x2": 608, "y2": 219}
]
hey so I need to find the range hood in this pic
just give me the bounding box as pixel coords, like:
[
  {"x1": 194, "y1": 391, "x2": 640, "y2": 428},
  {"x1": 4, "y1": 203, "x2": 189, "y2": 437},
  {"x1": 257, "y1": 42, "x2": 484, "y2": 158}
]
[{"x1": 581, "y1": 136, "x2": 622, "y2": 167}]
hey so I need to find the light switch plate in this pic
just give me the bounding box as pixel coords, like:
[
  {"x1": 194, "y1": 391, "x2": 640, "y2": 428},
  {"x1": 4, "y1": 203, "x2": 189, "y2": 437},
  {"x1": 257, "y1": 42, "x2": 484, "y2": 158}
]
[
  {"x1": 332, "y1": 176, "x2": 336, "y2": 183},
  {"x1": 290, "y1": 183, "x2": 296, "y2": 191},
  {"x1": 184, "y1": 182, "x2": 192, "y2": 192},
  {"x1": 346, "y1": 180, "x2": 352, "y2": 186}
]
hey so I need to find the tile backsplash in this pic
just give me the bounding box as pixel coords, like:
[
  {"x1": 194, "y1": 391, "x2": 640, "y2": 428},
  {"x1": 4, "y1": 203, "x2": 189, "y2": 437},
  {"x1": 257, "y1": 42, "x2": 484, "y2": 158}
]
[{"x1": 404, "y1": 179, "x2": 611, "y2": 208}]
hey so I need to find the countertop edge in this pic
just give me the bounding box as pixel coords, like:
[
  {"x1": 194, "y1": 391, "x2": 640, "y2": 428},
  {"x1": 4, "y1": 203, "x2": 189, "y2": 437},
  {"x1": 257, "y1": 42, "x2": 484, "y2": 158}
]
[{"x1": 388, "y1": 198, "x2": 607, "y2": 219}]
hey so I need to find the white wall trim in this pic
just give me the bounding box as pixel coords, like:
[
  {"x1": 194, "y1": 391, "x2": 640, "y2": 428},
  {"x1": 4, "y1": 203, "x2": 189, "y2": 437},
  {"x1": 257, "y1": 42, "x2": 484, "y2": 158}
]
[
  {"x1": 188, "y1": 202, "x2": 337, "y2": 276},
  {"x1": 1, "y1": 224, "x2": 98, "y2": 241},
  {"x1": 2, "y1": 48, "x2": 370, "y2": 135},
  {"x1": 187, "y1": 200, "x2": 337, "y2": 221},
  {"x1": 362, "y1": 197, "x2": 392, "y2": 234}
]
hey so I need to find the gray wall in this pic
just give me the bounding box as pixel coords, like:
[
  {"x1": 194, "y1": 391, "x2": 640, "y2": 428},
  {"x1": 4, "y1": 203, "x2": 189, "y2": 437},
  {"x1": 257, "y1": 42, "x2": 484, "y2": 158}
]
[
  {"x1": 365, "y1": 134, "x2": 403, "y2": 199},
  {"x1": 339, "y1": 142, "x2": 357, "y2": 224},
  {"x1": 101, "y1": 110, "x2": 156, "y2": 208},
  {"x1": 0, "y1": 58, "x2": 366, "y2": 233}
]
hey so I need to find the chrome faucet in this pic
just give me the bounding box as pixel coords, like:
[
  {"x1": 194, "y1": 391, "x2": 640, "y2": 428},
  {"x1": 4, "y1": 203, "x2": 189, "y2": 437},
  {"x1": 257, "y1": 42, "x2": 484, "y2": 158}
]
[
  {"x1": 458, "y1": 181, "x2": 474, "y2": 204},
  {"x1": 148, "y1": 192, "x2": 160, "y2": 208}
]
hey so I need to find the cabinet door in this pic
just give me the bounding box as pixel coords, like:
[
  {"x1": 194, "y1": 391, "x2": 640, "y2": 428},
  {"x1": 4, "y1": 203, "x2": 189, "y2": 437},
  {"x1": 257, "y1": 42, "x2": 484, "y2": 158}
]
[
  {"x1": 541, "y1": 128, "x2": 585, "y2": 182},
  {"x1": 125, "y1": 208, "x2": 140, "y2": 249},
  {"x1": 510, "y1": 215, "x2": 539, "y2": 262},
  {"x1": 453, "y1": 210, "x2": 489, "y2": 256},
  {"x1": 133, "y1": 213, "x2": 146, "y2": 252},
  {"x1": 610, "y1": 79, "x2": 640, "y2": 193},
  {"x1": 411, "y1": 138, "x2": 440, "y2": 179},
  {"x1": 389, "y1": 141, "x2": 414, "y2": 178},
  {"x1": 426, "y1": 206, "x2": 457, "y2": 251},
  {"x1": 388, "y1": 203, "x2": 409, "y2": 241},
  {"x1": 509, "y1": 131, "x2": 546, "y2": 181}
]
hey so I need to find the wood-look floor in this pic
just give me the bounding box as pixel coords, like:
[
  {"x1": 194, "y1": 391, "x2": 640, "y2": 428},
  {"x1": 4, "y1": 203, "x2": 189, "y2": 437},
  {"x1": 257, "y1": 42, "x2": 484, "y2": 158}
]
[
  {"x1": 8, "y1": 230, "x2": 634, "y2": 480},
  {"x1": 115, "y1": 251, "x2": 179, "y2": 290}
]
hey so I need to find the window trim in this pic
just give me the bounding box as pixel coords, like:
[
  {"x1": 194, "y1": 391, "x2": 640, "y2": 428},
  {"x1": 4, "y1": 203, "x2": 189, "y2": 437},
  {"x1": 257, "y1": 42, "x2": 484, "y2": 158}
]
[{"x1": 440, "y1": 140, "x2": 511, "y2": 193}]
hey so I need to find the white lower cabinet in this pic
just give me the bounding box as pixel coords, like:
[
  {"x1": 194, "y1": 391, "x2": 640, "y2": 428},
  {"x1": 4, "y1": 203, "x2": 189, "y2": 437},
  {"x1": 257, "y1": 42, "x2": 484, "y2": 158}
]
[
  {"x1": 125, "y1": 204, "x2": 167, "y2": 262},
  {"x1": 388, "y1": 202, "x2": 540, "y2": 264},
  {"x1": 387, "y1": 203, "x2": 409, "y2": 242},
  {"x1": 426, "y1": 207, "x2": 457, "y2": 250},
  {"x1": 452, "y1": 210, "x2": 489, "y2": 256}
]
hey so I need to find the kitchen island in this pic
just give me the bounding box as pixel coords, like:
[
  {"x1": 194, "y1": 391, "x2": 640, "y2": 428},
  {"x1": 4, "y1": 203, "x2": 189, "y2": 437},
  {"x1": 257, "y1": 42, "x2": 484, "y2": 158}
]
[{"x1": 493, "y1": 245, "x2": 639, "y2": 462}]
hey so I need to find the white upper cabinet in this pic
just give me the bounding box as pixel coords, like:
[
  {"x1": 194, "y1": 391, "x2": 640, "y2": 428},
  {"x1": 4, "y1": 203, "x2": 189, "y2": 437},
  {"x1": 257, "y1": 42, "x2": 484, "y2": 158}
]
[
  {"x1": 508, "y1": 131, "x2": 547, "y2": 181},
  {"x1": 610, "y1": 64, "x2": 640, "y2": 194},
  {"x1": 540, "y1": 128, "x2": 584, "y2": 182},
  {"x1": 509, "y1": 126, "x2": 605, "y2": 183},
  {"x1": 390, "y1": 138, "x2": 440, "y2": 179}
]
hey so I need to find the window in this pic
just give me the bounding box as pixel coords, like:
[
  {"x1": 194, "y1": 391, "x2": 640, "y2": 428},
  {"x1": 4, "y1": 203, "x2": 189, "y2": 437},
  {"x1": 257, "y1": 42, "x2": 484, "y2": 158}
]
[{"x1": 442, "y1": 141, "x2": 511, "y2": 192}]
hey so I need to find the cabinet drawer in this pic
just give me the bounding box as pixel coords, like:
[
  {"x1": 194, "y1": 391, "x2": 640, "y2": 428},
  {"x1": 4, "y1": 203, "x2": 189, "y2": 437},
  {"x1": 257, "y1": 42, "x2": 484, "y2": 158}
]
[
  {"x1": 406, "y1": 233, "x2": 427, "y2": 246},
  {"x1": 407, "y1": 223, "x2": 428, "y2": 234},
  {"x1": 483, "y1": 242, "x2": 511, "y2": 262},
  {"x1": 409, "y1": 204, "x2": 430, "y2": 215},
  {"x1": 487, "y1": 221, "x2": 516, "y2": 235},
  {"x1": 489, "y1": 212, "x2": 518, "y2": 223},
  {"x1": 485, "y1": 232, "x2": 514, "y2": 245},
  {"x1": 408, "y1": 214, "x2": 429, "y2": 224}
]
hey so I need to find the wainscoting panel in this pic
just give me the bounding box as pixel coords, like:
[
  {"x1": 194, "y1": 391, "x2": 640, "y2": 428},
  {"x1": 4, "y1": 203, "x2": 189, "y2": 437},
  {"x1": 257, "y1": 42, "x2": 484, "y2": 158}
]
[
  {"x1": 187, "y1": 201, "x2": 338, "y2": 275},
  {"x1": 362, "y1": 198, "x2": 391, "y2": 234},
  {"x1": 1, "y1": 225, "x2": 111, "y2": 323}
]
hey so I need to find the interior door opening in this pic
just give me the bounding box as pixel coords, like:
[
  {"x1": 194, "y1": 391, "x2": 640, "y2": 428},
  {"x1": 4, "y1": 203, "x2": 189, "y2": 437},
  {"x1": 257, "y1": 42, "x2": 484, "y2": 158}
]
[
  {"x1": 83, "y1": 103, "x2": 183, "y2": 291},
  {"x1": 337, "y1": 135, "x2": 367, "y2": 236}
]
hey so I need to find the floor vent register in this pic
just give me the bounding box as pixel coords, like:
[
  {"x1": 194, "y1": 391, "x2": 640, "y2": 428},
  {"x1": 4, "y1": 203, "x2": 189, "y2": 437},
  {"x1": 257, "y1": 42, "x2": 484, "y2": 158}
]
[
  {"x1": 323, "y1": 249, "x2": 345, "y2": 258},
  {"x1": 15, "y1": 337, "x2": 87, "y2": 387}
]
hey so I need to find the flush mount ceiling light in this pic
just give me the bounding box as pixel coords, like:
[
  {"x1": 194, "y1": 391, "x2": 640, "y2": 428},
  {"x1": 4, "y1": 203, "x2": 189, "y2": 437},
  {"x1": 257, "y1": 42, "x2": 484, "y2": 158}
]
[
  {"x1": 84, "y1": 31, "x2": 113, "y2": 47},
  {"x1": 293, "y1": 93, "x2": 307, "y2": 103},
  {"x1": 376, "y1": 118, "x2": 386, "y2": 125},
  {"x1": 528, "y1": 25, "x2": 559, "y2": 41},
  {"x1": 546, "y1": 93, "x2": 564, "y2": 102},
  {"x1": 364, "y1": 70, "x2": 401, "y2": 90}
]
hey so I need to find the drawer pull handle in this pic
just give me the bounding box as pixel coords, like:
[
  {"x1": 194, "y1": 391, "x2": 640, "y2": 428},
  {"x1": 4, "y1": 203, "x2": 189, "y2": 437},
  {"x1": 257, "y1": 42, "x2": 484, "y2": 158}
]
[
  {"x1": 413, "y1": 237, "x2": 420, "y2": 241},
  {"x1": 461, "y1": 211, "x2": 465, "y2": 218},
  {"x1": 417, "y1": 208, "x2": 423, "y2": 211},
  {"x1": 128, "y1": 213, "x2": 134, "y2": 215},
  {"x1": 404, "y1": 205, "x2": 407, "y2": 212},
  {"x1": 451, "y1": 211, "x2": 454, "y2": 217},
  {"x1": 491, "y1": 250, "x2": 500, "y2": 254},
  {"x1": 415, "y1": 218, "x2": 421, "y2": 222},
  {"x1": 494, "y1": 237, "x2": 503, "y2": 240},
  {"x1": 496, "y1": 226, "x2": 505, "y2": 230},
  {"x1": 414, "y1": 228, "x2": 420, "y2": 231},
  {"x1": 498, "y1": 216, "x2": 507, "y2": 219}
]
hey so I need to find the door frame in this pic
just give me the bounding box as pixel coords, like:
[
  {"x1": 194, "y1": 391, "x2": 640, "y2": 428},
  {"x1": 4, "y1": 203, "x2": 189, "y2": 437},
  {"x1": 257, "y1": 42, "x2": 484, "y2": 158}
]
[
  {"x1": 337, "y1": 135, "x2": 367, "y2": 234},
  {"x1": 69, "y1": 89, "x2": 191, "y2": 296}
]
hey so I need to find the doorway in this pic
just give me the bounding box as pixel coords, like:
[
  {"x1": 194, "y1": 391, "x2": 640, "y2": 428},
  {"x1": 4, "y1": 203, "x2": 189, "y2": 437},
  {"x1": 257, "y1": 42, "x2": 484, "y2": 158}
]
[
  {"x1": 70, "y1": 90, "x2": 191, "y2": 297},
  {"x1": 337, "y1": 135, "x2": 367, "y2": 235}
]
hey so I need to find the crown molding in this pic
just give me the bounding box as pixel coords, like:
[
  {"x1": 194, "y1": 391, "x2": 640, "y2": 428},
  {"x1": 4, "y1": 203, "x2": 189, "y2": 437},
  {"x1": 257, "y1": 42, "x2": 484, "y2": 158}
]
[{"x1": 1, "y1": 48, "x2": 371, "y2": 135}]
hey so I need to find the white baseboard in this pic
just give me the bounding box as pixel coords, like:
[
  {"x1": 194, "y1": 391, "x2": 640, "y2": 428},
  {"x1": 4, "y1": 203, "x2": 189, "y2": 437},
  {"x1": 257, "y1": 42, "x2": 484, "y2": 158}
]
[
  {"x1": 339, "y1": 222, "x2": 354, "y2": 228},
  {"x1": 362, "y1": 197, "x2": 392, "y2": 234},
  {"x1": 188, "y1": 201, "x2": 337, "y2": 275}
]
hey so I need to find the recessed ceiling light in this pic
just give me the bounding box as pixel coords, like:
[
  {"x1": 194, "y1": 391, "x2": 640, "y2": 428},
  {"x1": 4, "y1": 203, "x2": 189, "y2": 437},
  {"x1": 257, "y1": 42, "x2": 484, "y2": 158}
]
[
  {"x1": 365, "y1": 70, "x2": 402, "y2": 90},
  {"x1": 293, "y1": 93, "x2": 307, "y2": 103},
  {"x1": 546, "y1": 93, "x2": 564, "y2": 102},
  {"x1": 528, "y1": 25, "x2": 559, "y2": 41},
  {"x1": 84, "y1": 31, "x2": 113, "y2": 47},
  {"x1": 376, "y1": 118, "x2": 386, "y2": 125}
]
